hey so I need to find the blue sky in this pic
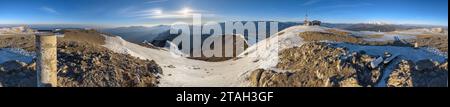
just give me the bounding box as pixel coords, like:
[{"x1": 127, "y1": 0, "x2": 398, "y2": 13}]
[{"x1": 0, "y1": 0, "x2": 448, "y2": 27}]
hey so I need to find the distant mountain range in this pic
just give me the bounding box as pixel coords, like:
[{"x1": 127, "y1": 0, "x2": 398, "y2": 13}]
[
  {"x1": 322, "y1": 23, "x2": 448, "y2": 32},
  {"x1": 100, "y1": 22, "x2": 304, "y2": 46},
  {"x1": 99, "y1": 22, "x2": 447, "y2": 47},
  {"x1": 100, "y1": 25, "x2": 171, "y2": 44},
  {"x1": 2, "y1": 22, "x2": 446, "y2": 47},
  {"x1": 0, "y1": 26, "x2": 35, "y2": 35}
]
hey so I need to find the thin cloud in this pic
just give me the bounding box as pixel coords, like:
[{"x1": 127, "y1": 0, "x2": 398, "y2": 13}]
[
  {"x1": 145, "y1": 0, "x2": 169, "y2": 4},
  {"x1": 118, "y1": 6, "x2": 136, "y2": 14},
  {"x1": 41, "y1": 6, "x2": 59, "y2": 14},
  {"x1": 127, "y1": 8, "x2": 215, "y2": 19},
  {"x1": 302, "y1": 0, "x2": 321, "y2": 6},
  {"x1": 319, "y1": 3, "x2": 373, "y2": 9}
]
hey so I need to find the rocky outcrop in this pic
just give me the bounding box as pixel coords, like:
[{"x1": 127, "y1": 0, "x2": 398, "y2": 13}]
[
  {"x1": 299, "y1": 31, "x2": 362, "y2": 43},
  {"x1": 249, "y1": 42, "x2": 447, "y2": 87},
  {"x1": 0, "y1": 60, "x2": 27, "y2": 72},
  {"x1": 56, "y1": 41, "x2": 162, "y2": 87},
  {"x1": 0, "y1": 60, "x2": 37, "y2": 87},
  {"x1": 388, "y1": 60, "x2": 448, "y2": 87},
  {"x1": 406, "y1": 34, "x2": 448, "y2": 53},
  {"x1": 249, "y1": 42, "x2": 383, "y2": 87},
  {"x1": 0, "y1": 32, "x2": 163, "y2": 87}
]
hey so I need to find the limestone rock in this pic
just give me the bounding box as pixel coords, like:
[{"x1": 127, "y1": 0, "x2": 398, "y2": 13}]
[{"x1": 0, "y1": 60, "x2": 27, "y2": 72}]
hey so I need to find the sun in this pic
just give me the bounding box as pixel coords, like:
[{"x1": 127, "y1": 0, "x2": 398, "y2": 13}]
[
  {"x1": 153, "y1": 9, "x2": 162, "y2": 15},
  {"x1": 180, "y1": 7, "x2": 192, "y2": 15}
]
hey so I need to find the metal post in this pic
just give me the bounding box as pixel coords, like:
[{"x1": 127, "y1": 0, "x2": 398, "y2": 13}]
[{"x1": 35, "y1": 32, "x2": 57, "y2": 87}]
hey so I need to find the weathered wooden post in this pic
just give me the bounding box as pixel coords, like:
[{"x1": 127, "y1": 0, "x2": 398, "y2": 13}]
[{"x1": 35, "y1": 31, "x2": 57, "y2": 87}]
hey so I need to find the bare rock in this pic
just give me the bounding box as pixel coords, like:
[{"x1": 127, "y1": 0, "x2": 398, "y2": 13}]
[
  {"x1": 249, "y1": 69, "x2": 264, "y2": 87},
  {"x1": 0, "y1": 65, "x2": 4, "y2": 72},
  {"x1": 388, "y1": 60, "x2": 448, "y2": 87},
  {"x1": 0, "y1": 60, "x2": 27, "y2": 72},
  {"x1": 255, "y1": 42, "x2": 389, "y2": 87},
  {"x1": 415, "y1": 59, "x2": 435, "y2": 71},
  {"x1": 167, "y1": 65, "x2": 176, "y2": 68},
  {"x1": 370, "y1": 57, "x2": 383, "y2": 68},
  {"x1": 339, "y1": 77, "x2": 362, "y2": 87},
  {"x1": 388, "y1": 60, "x2": 414, "y2": 87}
]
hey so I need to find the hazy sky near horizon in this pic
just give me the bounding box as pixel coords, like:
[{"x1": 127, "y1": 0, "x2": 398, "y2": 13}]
[{"x1": 0, "y1": 0, "x2": 448, "y2": 26}]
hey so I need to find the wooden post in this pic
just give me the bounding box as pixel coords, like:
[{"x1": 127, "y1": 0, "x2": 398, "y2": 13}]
[{"x1": 35, "y1": 32, "x2": 57, "y2": 87}]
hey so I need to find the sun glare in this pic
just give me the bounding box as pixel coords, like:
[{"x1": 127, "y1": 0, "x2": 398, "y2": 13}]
[
  {"x1": 180, "y1": 7, "x2": 192, "y2": 15},
  {"x1": 153, "y1": 9, "x2": 163, "y2": 15}
]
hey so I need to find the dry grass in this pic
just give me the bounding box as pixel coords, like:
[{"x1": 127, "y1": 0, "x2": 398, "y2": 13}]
[
  {"x1": 298, "y1": 31, "x2": 418, "y2": 47},
  {"x1": 325, "y1": 29, "x2": 351, "y2": 36},
  {"x1": 366, "y1": 34, "x2": 384, "y2": 38},
  {"x1": 299, "y1": 31, "x2": 363, "y2": 43},
  {"x1": 406, "y1": 34, "x2": 448, "y2": 52},
  {"x1": 416, "y1": 34, "x2": 434, "y2": 39},
  {"x1": 0, "y1": 30, "x2": 107, "y2": 52},
  {"x1": 60, "y1": 29, "x2": 106, "y2": 45},
  {"x1": 0, "y1": 34, "x2": 35, "y2": 51}
]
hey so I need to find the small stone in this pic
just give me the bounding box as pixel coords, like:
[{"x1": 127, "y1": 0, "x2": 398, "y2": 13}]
[
  {"x1": 76, "y1": 51, "x2": 82, "y2": 55},
  {"x1": 0, "y1": 60, "x2": 27, "y2": 72},
  {"x1": 351, "y1": 52, "x2": 358, "y2": 56},
  {"x1": 337, "y1": 59, "x2": 345, "y2": 71},
  {"x1": 192, "y1": 66, "x2": 201, "y2": 70},
  {"x1": 361, "y1": 55, "x2": 373, "y2": 62},
  {"x1": 384, "y1": 52, "x2": 392, "y2": 57},
  {"x1": 415, "y1": 59, "x2": 435, "y2": 71},
  {"x1": 167, "y1": 65, "x2": 176, "y2": 68},
  {"x1": 359, "y1": 50, "x2": 366, "y2": 54},
  {"x1": 370, "y1": 57, "x2": 384, "y2": 68},
  {"x1": 58, "y1": 65, "x2": 69, "y2": 73},
  {"x1": 0, "y1": 65, "x2": 4, "y2": 72},
  {"x1": 339, "y1": 77, "x2": 362, "y2": 87}
]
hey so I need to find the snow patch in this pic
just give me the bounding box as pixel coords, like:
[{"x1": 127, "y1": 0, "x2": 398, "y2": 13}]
[
  {"x1": 332, "y1": 43, "x2": 447, "y2": 63},
  {"x1": 0, "y1": 48, "x2": 35, "y2": 64},
  {"x1": 351, "y1": 31, "x2": 417, "y2": 41},
  {"x1": 330, "y1": 42, "x2": 447, "y2": 87}
]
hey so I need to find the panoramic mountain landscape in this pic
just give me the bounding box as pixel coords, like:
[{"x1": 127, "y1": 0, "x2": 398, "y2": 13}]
[{"x1": 0, "y1": 0, "x2": 448, "y2": 87}]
